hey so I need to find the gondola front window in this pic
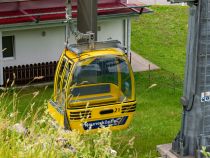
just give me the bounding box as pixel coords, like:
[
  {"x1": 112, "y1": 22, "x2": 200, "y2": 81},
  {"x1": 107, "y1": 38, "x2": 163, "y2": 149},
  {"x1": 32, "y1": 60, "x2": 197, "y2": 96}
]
[
  {"x1": 71, "y1": 55, "x2": 132, "y2": 100},
  {"x1": 72, "y1": 56, "x2": 118, "y2": 86}
]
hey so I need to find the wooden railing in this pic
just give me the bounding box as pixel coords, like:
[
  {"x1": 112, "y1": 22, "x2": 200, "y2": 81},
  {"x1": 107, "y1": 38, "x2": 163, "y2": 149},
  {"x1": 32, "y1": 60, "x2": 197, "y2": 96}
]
[{"x1": 3, "y1": 61, "x2": 58, "y2": 86}]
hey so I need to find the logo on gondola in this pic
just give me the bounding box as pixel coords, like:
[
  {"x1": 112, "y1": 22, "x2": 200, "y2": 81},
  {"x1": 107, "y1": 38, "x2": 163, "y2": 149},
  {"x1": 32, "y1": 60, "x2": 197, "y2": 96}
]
[
  {"x1": 83, "y1": 116, "x2": 128, "y2": 130},
  {"x1": 201, "y1": 92, "x2": 210, "y2": 102}
]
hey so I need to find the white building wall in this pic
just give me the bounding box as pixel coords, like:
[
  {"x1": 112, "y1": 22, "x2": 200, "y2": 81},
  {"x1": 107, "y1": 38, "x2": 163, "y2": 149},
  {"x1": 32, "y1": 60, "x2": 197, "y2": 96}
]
[
  {"x1": 98, "y1": 18, "x2": 124, "y2": 44},
  {"x1": 2, "y1": 26, "x2": 67, "y2": 67},
  {"x1": 1, "y1": 18, "x2": 125, "y2": 68}
]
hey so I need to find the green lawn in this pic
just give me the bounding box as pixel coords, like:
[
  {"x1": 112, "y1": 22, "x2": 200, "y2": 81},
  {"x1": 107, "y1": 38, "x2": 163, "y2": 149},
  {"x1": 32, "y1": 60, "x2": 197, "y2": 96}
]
[
  {"x1": 128, "y1": 5, "x2": 188, "y2": 157},
  {"x1": 132, "y1": 6, "x2": 188, "y2": 77},
  {"x1": 0, "y1": 6, "x2": 189, "y2": 158}
]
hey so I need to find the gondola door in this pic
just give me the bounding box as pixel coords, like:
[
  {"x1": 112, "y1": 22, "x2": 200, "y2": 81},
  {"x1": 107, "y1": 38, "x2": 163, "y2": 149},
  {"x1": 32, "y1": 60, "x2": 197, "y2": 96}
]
[
  {"x1": 54, "y1": 56, "x2": 72, "y2": 112},
  {"x1": 48, "y1": 54, "x2": 72, "y2": 128}
]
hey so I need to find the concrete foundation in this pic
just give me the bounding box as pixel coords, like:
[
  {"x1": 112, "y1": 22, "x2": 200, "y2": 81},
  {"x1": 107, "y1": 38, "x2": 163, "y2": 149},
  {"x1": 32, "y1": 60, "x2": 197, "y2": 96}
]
[
  {"x1": 157, "y1": 144, "x2": 194, "y2": 158},
  {"x1": 131, "y1": 51, "x2": 159, "y2": 72}
]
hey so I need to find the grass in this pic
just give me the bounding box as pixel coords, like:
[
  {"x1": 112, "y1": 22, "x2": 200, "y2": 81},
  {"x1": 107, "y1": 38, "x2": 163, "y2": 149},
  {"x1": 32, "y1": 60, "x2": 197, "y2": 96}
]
[
  {"x1": 0, "y1": 90, "x2": 119, "y2": 158},
  {"x1": 0, "y1": 5, "x2": 189, "y2": 158},
  {"x1": 128, "y1": 5, "x2": 189, "y2": 157},
  {"x1": 112, "y1": 71, "x2": 183, "y2": 157},
  {"x1": 1, "y1": 85, "x2": 53, "y2": 122},
  {"x1": 132, "y1": 5, "x2": 189, "y2": 77}
]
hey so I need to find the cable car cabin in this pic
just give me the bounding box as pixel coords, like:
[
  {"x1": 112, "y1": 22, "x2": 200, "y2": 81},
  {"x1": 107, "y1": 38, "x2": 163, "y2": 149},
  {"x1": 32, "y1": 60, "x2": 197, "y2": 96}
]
[{"x1": 48, "y1": 40, "x2": 136, "y2": 133}]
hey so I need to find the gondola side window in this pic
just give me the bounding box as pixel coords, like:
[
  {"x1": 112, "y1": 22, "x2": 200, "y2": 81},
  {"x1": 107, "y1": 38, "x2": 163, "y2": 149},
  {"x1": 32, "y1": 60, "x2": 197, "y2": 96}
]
[
  {"x1": 2, "y1": 36, "x2": 15, "y2": 58},
  {"x1": 119, "y1": 58, "x2": 132, "y2": 99}
]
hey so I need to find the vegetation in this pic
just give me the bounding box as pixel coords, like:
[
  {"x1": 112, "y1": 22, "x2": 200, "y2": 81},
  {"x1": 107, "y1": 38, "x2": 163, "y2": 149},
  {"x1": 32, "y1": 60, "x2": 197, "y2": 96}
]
[
  {"x1": 0, "y1": 6, "x2": 189, "y2": 158},
  {"x1": 129, "y1": 5, "x2": 188, "y2": 157},
  {"x1": 201, "y1": 146, "x2": 210, "y2": 158},
  {"x1": 0, "y1": 87, "x2": 135, "y2": 158},
  {"x1": 132, "y1": 5, "x2": 189, "y2": 77}
]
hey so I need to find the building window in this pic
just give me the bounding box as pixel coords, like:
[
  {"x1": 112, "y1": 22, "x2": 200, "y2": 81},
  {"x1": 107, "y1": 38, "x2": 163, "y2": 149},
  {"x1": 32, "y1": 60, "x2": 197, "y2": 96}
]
[{"x1": 2, "y1": 36, "x2": 15, "y2": 58}]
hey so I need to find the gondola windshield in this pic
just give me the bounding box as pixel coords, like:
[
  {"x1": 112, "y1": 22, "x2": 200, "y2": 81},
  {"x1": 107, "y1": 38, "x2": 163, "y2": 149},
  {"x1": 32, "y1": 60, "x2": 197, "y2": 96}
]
[{"x1": 71, "y1": 55, "x2": 132, "y2": 102}]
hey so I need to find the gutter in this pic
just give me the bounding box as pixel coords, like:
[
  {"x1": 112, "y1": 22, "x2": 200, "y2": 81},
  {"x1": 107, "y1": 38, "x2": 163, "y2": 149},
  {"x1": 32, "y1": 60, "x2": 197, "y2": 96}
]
[{"x1": 0, "y1": 11, "x2": 152, "y2": 31}]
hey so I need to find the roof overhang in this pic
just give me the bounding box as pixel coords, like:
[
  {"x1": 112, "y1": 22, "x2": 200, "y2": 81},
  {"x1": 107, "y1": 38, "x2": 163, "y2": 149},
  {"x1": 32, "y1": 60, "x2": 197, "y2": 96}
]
[{"x1": 0, "y1": 0, "x2": 152, "y2": 30}]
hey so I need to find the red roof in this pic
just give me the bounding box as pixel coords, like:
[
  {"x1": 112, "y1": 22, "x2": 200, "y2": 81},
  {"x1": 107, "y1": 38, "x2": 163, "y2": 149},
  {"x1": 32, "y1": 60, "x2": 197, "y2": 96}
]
[{"x1": 0, "y1": 0, "x2": 150, "y2": 25}]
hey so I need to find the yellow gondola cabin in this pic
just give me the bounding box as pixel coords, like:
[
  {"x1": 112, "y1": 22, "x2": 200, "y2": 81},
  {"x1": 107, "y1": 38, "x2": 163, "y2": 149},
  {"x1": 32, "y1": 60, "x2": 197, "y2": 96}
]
[{"x1": 48, "y1": 40, "x2": 136, "y2": 133}]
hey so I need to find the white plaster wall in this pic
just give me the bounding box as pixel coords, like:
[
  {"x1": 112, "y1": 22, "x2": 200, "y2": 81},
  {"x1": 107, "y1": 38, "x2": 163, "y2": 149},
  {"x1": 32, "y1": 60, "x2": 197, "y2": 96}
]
[
  {"x1": 1, "y1": 18, "x2": 125, "y2": 68},
  {"x1": 2, "y1": 26, "x2": 68, "y2": 67},
  {"x1": 98, "y1": 18, "x2": 124, "y2": 44}
]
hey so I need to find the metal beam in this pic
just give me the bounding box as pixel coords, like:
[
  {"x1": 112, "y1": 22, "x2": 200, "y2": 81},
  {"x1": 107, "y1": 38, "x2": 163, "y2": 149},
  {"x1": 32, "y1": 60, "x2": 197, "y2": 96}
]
[
  {"x1": 20, "y1": 9, "x2": 37, "y2": 22},
  {"x1": 172, "y1": 0, "x2": 210, "y2": 156},
  {"x1": 77, "y1": 0, "x2": 98, "y2": 42},
  {"x1": 126, "y1": 18, "x2": 131, "y2": 60}
]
